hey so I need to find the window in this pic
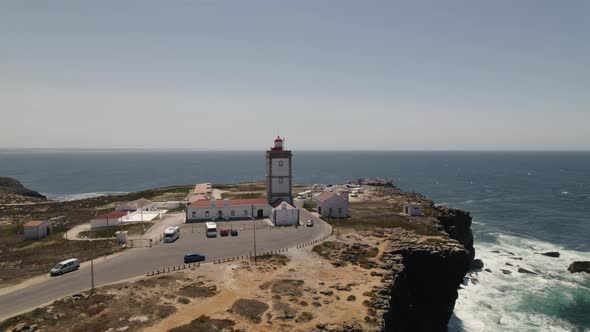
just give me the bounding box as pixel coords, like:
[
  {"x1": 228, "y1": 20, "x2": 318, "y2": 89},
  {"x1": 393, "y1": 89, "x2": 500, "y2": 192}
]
[
  {"x1": 279, "y1": 177, "x2": 283, "y2": 183},
  {"x1": 244, "y1": 210, "x2": 249, "y2": 216},
  {"x1": 205, "y1": 211, "x2": 210, "y2": 218},
  {"x1": 231, "y1": 210, "x2": 235, "y2": 217},
  {"x1": 338, "y1": 208, "x2": 342, "y2": 214},
  {"x1": 278, "y1": 161, "x2": 284, "y2": 167},
  {"x1": 192, "y1": 212, "x2": 196, "y2": 217}
]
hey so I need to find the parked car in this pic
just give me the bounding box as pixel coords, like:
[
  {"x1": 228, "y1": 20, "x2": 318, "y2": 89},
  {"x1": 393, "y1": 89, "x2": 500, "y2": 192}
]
[
  {"x1": 306, "y1": 219, "x2": 314, "y2": 227},
  {"x1": 184, "y1": 253, "x2": 206, "y2": 263},
  {"x1": 50, "y1": 258, "x2": 80, "y2": 276},
  {"x1": 230, "y1": 229, "x2": 238, "y2": 236},
  {"x1": 220, "y1": 229, "x2": 229, "y2": 236}
]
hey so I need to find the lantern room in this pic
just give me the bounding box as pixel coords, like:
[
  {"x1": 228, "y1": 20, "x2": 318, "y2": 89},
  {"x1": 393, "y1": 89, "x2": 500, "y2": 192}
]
[{"x1": 272, "y1": 136, "x2": 284, "y2": 151}]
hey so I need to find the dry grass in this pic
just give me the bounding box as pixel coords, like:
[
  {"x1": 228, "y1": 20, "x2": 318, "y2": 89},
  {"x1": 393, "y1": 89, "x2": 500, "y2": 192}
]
[
  {"x1": 78, "y1": 222, "x2": 155, "y2": 238},
  {"x1": 324, "y1": 201, "x2": 443, "y2": 236}
]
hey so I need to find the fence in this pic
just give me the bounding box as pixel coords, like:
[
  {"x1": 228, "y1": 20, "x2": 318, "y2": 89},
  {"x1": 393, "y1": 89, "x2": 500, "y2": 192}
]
[
  {"x1": 295, "y1": 233, "x2": 332, "y2": 249},
  {"x1": 212, "y1": 248, "x2": 289, "y2": 264},
  {"x1": 146, "y1": 262, "x2": 200, "y2": 276}
]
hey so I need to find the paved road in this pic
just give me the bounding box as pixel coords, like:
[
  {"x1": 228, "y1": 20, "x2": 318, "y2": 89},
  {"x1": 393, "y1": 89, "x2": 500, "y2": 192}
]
[{"x1": 0, "y1": 214, "x2": 330, "y2": 321}]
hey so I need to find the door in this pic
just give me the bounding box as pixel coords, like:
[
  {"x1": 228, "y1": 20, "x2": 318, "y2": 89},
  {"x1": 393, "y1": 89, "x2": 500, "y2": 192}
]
[
  {"x1": 257, "y1": 209, "x2": 264, "y2": 218},
  {"x1": 218, "y1": 211, "x2": 223, "y2": 219}
]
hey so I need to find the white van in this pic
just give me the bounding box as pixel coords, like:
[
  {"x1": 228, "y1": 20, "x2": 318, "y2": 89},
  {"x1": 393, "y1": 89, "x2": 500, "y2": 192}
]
[
  {"x1": 164, "y1": 226, "x2": 180, "y2": 243},
  {"x1": 50, "y1": 258, "x2": 80, "y2": 276}
]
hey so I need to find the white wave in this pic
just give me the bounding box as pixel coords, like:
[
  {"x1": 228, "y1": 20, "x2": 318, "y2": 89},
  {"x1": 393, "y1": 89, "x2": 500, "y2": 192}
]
[
  {"x1": 452, "y1": 233, "x2": 590, "y2": 332},
  {"x1": 561, "y1": 191, "x2": 569, "y2": 195},
  {"x1": 47, "y1": 191, "x2": 128, "y2": 201}
]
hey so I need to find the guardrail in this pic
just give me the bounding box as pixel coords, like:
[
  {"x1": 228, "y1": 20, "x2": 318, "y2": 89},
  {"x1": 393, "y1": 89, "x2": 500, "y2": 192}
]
[
  {"x1": 212, "y1": 248, "x2": 289, "y2": 264},
  {"x1": 146, "y1": 262, "x2": 200, "y2": 276},
  {"x1": 296, "y1": 233, "x2": 331, "y2": 249}
]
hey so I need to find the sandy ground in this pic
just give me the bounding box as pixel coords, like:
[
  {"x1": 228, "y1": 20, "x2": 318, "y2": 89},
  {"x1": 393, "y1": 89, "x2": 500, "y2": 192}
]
[{"x1": 2, "y1": 231, "x2": 388, "y2": 332}]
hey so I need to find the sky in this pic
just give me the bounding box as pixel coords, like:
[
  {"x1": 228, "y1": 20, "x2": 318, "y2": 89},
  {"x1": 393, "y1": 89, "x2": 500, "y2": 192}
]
[{"x1": 0, "y1": 1, "x2": 588, "y2": 151}]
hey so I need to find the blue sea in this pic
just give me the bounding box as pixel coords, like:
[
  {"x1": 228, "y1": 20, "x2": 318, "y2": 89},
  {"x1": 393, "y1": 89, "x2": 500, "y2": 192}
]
[{"x1": 1, "y1": 150, "x2": 589, "y2": 331}]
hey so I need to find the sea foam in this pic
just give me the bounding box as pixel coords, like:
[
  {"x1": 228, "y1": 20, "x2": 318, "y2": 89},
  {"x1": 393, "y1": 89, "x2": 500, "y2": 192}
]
[{"x1": 451, "y1": 233, "x2": 590, "y2": 332}]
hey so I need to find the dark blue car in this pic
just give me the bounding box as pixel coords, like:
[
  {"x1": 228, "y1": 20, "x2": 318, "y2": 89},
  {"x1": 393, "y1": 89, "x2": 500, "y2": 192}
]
[{"x1": 184, "y1": 253, "x2": 206, "y2": 264}]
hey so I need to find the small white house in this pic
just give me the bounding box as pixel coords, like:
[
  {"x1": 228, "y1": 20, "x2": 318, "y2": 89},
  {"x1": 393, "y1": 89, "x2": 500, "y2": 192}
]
[
  {"x1": 23, "y1": 220, "x2": 52, "y2": 240},
  {"x1": 91, "y1": 211, "x2": 129, "y2": 229},
  {"x1": 316, "y1": 192, "x2": 349, "y2": 218},
  {"x1": 271, "y1": 200, "x2": 299, "y2": 226},
  {"x1": 402, "y1": 202, "x2": 422, "y2": 216},
  {"x1": 115, "y1": 198, "x2": 155, "y2": 212}
]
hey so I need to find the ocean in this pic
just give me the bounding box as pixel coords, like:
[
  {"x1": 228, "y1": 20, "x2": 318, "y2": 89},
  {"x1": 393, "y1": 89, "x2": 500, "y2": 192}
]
[{"x1": 1, "y1": 150, "x2": 589, "y2": 331}]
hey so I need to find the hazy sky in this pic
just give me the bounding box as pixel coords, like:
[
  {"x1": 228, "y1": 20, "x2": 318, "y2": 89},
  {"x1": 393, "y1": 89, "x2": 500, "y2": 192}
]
[{"x1": 1, "y1": 1, "x2": 588, "y2": 150}]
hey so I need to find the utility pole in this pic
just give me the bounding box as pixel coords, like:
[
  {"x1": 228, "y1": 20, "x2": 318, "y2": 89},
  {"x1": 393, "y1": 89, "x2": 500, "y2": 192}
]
[
  {"x1": 252, "y1": 213, "x2": 257, "y2": 266},
  {"x1": 90, "y1": 256, "x2": 95, "y2": 295},
  {"x1": 336, "y1": 216, "x2": 340, "y2": 238}
]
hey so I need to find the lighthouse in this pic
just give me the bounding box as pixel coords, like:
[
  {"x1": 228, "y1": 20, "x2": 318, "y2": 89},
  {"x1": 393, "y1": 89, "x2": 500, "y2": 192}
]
[{"x1": 266, "y1": 136, "x2": 293, "y2": 205}]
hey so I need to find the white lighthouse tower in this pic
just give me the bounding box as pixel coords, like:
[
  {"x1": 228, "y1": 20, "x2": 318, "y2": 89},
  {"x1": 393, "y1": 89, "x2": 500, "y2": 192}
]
[{"x1": 266, "y1": 136, "x2": 293, "y2": 205}]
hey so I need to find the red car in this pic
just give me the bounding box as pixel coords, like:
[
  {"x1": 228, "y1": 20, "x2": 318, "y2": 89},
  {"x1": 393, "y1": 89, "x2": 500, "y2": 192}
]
[{"x1": 219, "y1": 229, "x2": 229, "y2": 236}]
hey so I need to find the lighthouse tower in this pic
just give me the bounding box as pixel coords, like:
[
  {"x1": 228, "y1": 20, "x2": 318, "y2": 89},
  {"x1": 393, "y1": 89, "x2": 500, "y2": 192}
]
[{"x1": 266, "y1": 136, "x2": 293, "y2": 205}]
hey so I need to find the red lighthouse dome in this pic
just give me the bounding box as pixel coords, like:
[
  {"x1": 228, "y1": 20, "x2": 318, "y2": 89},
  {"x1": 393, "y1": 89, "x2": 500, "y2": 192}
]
[{"x1": 272, "y1": 136, "x2": 284, "y2": 151}]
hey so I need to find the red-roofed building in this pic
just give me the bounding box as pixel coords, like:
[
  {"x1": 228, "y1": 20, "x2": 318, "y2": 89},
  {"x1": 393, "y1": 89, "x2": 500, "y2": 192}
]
[
  {"x1": 91, "y1": 211, "x2": 129, "y2": 229},
  {"x1": 186, "y1": 198, "x2": 271, "y2": 222},
  {"x1": 23, "y1": 220, "x2": 52, "y2": 240},
  {"x1": 315, "y1": 191, "x2": 349, "y2": 218}
]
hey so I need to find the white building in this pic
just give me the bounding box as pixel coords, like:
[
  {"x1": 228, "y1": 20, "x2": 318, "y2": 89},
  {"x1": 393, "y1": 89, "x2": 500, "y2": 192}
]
[
  {"x1": 271, "y1": 200, "x2": 299, "y2": 226},
  {"x1": 316, "y1": 192, "x2": 349, "y2": 218},
  {"x1": 23, "y1": 220, "x2": 52, "y2": 240},
  {"x1": 186, "y1": 198, "x2": 271, "y2": 222},
  {"x1": 90, "y1": 211, "x2": 129, "y2": 229},
  {"x1": 402, "y1": 202, "x2": 422, "y2": 216},
  {"x1": 115, "y1": 198, "x2": 156, "y2": 212}
]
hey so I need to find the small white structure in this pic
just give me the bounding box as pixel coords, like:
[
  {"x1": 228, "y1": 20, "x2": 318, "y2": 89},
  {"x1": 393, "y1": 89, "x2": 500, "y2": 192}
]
[
  {"x1": 271, "y1": 200, "x2": 299, "y2": 226},
  {"x1": 23, "y1": 220, "x2": 52, "y2": 240},
  {"x1": 186, "y1": 198, "x2": 271, "y2": 222},
  {"x1": 115, "y1": 198, "x2": 156, "y2": 212},
  {"x1": 120, "y1": 210, "x2": 162, "y2": 223},
  {"x1": 316, "y1": 192, "x2": 349, "y2": 218},
  {"x1": 402, "y1": 202, "x2": 422, "y2": 216},
  {"x1": 90, "y1": 211, "x2": 128, "y2": 229}
]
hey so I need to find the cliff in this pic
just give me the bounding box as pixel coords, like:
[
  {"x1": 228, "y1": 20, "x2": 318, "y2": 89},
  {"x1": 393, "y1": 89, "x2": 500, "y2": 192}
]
[{"x1": 0, "y1": 177, "x2": 46, "y2": 204}]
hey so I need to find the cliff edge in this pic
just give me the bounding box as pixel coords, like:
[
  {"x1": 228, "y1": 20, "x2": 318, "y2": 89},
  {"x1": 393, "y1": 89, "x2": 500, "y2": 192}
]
[{"x1": 0, "y1": 177, "x2": 46, "y2": 204}]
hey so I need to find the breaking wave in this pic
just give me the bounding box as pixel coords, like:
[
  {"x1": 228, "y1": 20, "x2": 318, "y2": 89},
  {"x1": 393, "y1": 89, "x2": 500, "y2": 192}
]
[{"x1": 450, "y1": 233, "x2": 590, "y2": 332}]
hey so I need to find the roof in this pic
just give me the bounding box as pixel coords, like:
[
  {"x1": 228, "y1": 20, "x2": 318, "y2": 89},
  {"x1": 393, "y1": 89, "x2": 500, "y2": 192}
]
[
  {"x1": 189, "y1": 198, "x2": 268, "y2": 208},
  {"x1": 316, "y1": 192, "x2": 337, "y2": 202},
  {"x1": 193, "y1": 183, "x2": 212, "y2": 195},
  {"x1": 271, "y1": 200, "x2": 296, "y2": 209},
  {"x1": 23, "y1": 220, "x2": 48, "y2": 227},
  {"x1": 189, "y1": 194, "x2": 209, "y2": 203},
  {"x1": 130, "y1": 198, "x2": 152, "y2": 207},
  {"x1": 274, "y1": 136, "x2": 283, "y2": 142},
  {"x1": 93, "y1": 211, "x2": 128, "y2": 220}
]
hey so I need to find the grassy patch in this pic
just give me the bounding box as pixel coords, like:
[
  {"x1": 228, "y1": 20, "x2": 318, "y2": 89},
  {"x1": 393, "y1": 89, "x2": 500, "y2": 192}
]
[
  {"x1": 230, "y1": 299, "x2": 269, "y2": 324},
  {"x1": 323, "y1": 202, "x2": 443, "y2": 236},
  {"x1": 302, "y1": 200, "x2": 316, "y2": 212},
  {"x1": 78, "y1": 222, "x2": 155, "y2": 239},
  {"x1": 169, "y1": 315, "x2": 235, "y2": 332}
]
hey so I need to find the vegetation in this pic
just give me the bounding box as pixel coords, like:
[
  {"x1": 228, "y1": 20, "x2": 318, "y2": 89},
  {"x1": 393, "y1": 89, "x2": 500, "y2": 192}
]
[
  {"x1": 78, "y1": 222, "x2": 155, "y2": 239},
  {"x1": 322, "y1": 202, "x2": 444, "y2": 236},
  {"x1": 302, "y1": 200, "x2": 316, "y2": 212}
]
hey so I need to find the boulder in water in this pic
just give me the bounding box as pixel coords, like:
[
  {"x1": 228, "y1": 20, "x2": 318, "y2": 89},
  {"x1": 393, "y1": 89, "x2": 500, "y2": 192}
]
[
  {"x1": 568, "y1": 261, "x2": 590, "y2": 274},
  {"x1": 471, "y1": 259, "x2": 484, "y2": 270},
  {"x1": 541, "y1": 252, "x2": 560, "y2": 258},
  {"x1": 517, "y1": 268, "x2": 537, "y2": 275}
]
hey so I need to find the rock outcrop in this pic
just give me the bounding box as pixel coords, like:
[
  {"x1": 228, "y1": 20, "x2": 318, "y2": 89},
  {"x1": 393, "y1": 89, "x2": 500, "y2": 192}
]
[
  {"x1": 435, "y1": 207, "x2": 475, "y2": 263},
  {"x1": 381, "y1": 240, "x2": 470, "y2": 332},
  {"x1": 568, "y1": 261, "x2": 590, "y2": 274},
  {"x1": 353, "y1": 178, "x2": 395, "y2": 187},
  {"x1": 0, "y1": 177, "x2": 46, "y2": 204}
]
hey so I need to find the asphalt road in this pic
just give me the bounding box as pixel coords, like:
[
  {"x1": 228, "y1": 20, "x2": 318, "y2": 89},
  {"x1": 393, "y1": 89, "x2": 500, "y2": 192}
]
[{"x1": 0, "y1": 212, "x2": 330, "y2": 321}]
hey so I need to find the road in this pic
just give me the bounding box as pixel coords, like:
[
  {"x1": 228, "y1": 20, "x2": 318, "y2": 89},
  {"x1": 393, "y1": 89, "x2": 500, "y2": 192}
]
[{"x1": 0, "y1": 212, "x2": 330, "y2": 321}]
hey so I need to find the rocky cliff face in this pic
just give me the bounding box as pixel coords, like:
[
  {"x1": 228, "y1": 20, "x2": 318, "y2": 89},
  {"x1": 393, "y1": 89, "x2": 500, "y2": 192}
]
[
  {"x1": 380, "y1": 208, "x2": 474, "y2": 332},
  {"x1": 0, "y1": 177, "x2": 46, "y2": 204}
]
